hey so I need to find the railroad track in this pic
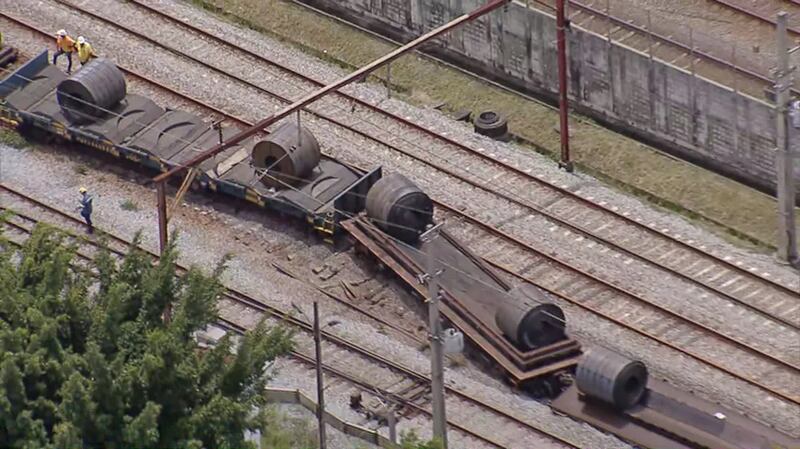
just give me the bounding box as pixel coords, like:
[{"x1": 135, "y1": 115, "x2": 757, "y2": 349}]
[
  {"x1": 534, "y1": 0, "x2": 782, "y2": 97},
  {"x1": 4, "y1": 2, "x2": 798, "y2": 413},
  {"x1": 0, "y1": 184, "x2": 583, "y2": 449},
  {"x1": 435, "y1": 202, "x2": 800, "y2": 404},
  {"x1": 46, "y1": 0, "x2": 800, "y2": 291},
  {"x1": 69, "y1": 0, "x2": 799, "y2": 315},
  {"x1": 52, "y1": 0, "x2": 800, "y2": 323},
  {"x1": 708, "y1": 0, "x2": 800, "y2": 32}
]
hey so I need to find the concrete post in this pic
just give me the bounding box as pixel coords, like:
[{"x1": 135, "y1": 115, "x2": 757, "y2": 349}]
[
  {"x1": 605, "y1": 0, "x2": 615, "y2": 114},
  {"x1": 421, "y1": 224, "x2": 447, "y2": 449},
  {"x1": 387, "y1": 410, "x2": 397, "y2": 443},
  {"x1": 775, "y1": 12, "x2": 799, "y2": 265}
]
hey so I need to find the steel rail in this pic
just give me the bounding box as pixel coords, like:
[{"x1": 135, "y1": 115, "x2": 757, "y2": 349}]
[
  {"x1": 707, "y1": 0, "x2": 800, "y2": 33},
  {"x1": 559, "y1": 0, "x2": 789, "y2": 94},
  {"x1": 0, "y1": 211, "x2": 513, "y2": 449},
  {"x1": 0, "y1": 188, "x2": 582, "y2": 449},
  {"x1": 97, "y1": 0, "x2": 800, "y2": 306},
  {"x1": 152, "y1": 0, "x2": 511, "y2": 182},
  {"x1": 43, "y1": 0, "x2": 800, "y2": 334},
  {"x1": 431, "y1": 200, "x2": 800, "y2": 406},
  {"x1": 213, "y1": 318, "x2": 509, "y2": 449},
  {"x1": 4, "y1": 8, "x2": 797, "y2": 407},
  {"x1": 1, "y1": 10, "x2": 466, "y2": 392},
  {"x1": 4, "y1": 206, "x2": 513, "y2": 442},
  {"x1": 483, "y1": 256, "x2": 800, "y2": 408}
]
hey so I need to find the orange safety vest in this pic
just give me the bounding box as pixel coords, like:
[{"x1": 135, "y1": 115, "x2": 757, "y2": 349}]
[{"x1": 57, "y1": 36, "x2": 75, "y2": 52}]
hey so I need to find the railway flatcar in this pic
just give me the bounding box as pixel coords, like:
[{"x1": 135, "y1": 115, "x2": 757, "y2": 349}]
[
  {"x1": 0, "y1": 50, "x2": 381, "y2": 237},
  {"x1": 2, "y1": 49, "x2": 796, "y2": 449}
]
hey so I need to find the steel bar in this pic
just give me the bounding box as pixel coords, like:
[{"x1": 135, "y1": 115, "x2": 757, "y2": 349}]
[
  {"x1": 153, "y1": 0, "x2": 510, "y2": 184},
  {"x1": 168, "y1": 168, "x2": 197, "y2": 220},
  {"x1": 156, "y1": 180, "x2": 171, "y2": 324},
  {"x1": 156, "y1": 180, "x2": 168, "y2": 254},
  {"x1": 314, "y1": 301, "x2": 328, "y2": 449},
  {"x1": 556, "y1": 0, "x2": 572, "y2": 172}
]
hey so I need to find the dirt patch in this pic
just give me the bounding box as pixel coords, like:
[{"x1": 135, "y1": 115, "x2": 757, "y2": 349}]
[{"x1": 187, "y1": 0, "x2": 799, "y2": 250}]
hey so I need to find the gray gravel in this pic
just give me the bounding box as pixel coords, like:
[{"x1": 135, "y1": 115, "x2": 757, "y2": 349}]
[
  {"x1": 3, "y1": 0, "x2": 799, "y2": 439},
  {"x1": 146, "y1": 0, "x2": 795, "y2": 288},
  {"x1": 0, "y1": 136, "x2": 637, "y2": 448}
]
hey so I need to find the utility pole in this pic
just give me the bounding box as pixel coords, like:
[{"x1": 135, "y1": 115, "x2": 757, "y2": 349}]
[
  {"x1": 313, "y1": 301, "x2": 327, "y2": 449},
  {"x1": 420, "y1": 223, "x2": 447, "y2": 449},
  {"x1": 774, "y1": 12, "x2": 799, "y2": 265},
  {"x1": 156, "y1": 181, "x2": 168, "y2": 255},
  {"x1": 156, "y1": 181, "x2": 171, "y2": 324},
  {"x1": 556, "y1": 0, "x2": 573, "y2": 172}
]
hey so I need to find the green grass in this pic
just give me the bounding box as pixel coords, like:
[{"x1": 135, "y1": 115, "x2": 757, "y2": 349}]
[
  {"x1": 0, "y1": 128, "x2": 29, "y2": 148},
  {"x1": 120, "y1": 199, "x2": 139, "y2": 211},
  {"x1": 186, "y1": 0, "x2": 799, "y2": 250}
]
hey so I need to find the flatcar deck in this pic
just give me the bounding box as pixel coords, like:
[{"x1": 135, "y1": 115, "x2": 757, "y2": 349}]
[
  {"x1": 552, "y1": 378, "x2": 798, "y2": 449},
  {"x1": 0, "y1": 51, "x2": 381, "y2": 236},
  {"x1": 343, "y1": 215, "x2": 581, "y2": 387}
]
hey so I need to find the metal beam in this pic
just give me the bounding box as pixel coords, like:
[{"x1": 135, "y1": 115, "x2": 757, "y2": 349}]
[
  {"x1": 557, "y1": 0, "x2": 573, "y2": 172},
  {"x1": 156, "y1": 180, "x2": 168, "y2": 254},
  {"x1": 153, "y1": 0, "x2": 510, "y2": 184}
]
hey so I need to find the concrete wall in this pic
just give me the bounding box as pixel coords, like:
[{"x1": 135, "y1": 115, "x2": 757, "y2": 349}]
[{"x1": 299, "y1": 0, "x2": 799, "y2": 196}]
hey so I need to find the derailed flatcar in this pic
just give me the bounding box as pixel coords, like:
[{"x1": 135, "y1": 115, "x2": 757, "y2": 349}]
[
  {"x1": 0, "y1": 51, "x2": 381, "y2": 237},
  {"x1": 2, "y1": 50, "x2": 797, "y2": 449}
]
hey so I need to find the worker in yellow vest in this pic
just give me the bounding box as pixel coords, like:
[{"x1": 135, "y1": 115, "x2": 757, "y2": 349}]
[
  {"x1": 76, "y1": 36, "x2": 97, "y2": 67},
  {"x1": 53, "y1": 29, "x2": 75, "y2": 74}
]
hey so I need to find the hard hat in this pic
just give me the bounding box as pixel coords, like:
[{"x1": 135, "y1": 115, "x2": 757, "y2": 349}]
[
  {"x1": 77, "y1": 36, "x2": 85, "y2": 45},
  {"x1": 57, "y1": 29, "x2": 66, "y2": 37},
  {"x1": 79, "y1": 187, "x2": 87, "y2": 193}
]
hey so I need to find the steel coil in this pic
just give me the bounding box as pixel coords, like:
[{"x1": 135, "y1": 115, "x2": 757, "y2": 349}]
[
  {"x1": 56, "y1": 58, "x2": 126, "y2": 122},
  {"x1": 365, "y1": 173, "x2": 433, "y2": 243},
  {"x1": 495, "y1": 284, "x2": 566, "y2": 350},
  {"x1": 576, "y1": 346, "x2": 648, "y2": 410},
  {"x1": 251, "y1": 122, "x2": 321, "y2": 187}
]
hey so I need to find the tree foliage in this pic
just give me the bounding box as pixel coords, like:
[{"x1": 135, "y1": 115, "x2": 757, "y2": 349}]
[{"x1": 0, "y1": 224, "x2": 292, "y2": 449}]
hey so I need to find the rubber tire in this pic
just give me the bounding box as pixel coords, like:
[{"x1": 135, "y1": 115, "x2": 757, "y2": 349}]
[{"x1": 473, "y1": 110, "x2": 508, "y2": 138}]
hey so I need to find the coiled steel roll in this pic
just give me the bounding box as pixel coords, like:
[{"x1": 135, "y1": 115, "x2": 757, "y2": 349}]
[
  {"x1": 576, "y1": 346, "x2": 648, "y2": 410},
  {"x1": 56, "y1": 58, "x2": 126, "y2": 121},
  {"x1": 365, "y1": 173, "x2": 433, "y2": 243},
  {"x1": 495, "y1": 284, "x2": 566, "y2": 350},
  {"x1": 251, "y1": 122, "x2": 321, "y2": 187}
]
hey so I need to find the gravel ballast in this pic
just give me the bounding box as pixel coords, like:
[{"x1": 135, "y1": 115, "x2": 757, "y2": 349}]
[
  {"x1": 0, "y1": 139, "x2": 633, "y2": 448},
  {"x1": 2, "y1": 0, "x2": 799, "y2": 440}
]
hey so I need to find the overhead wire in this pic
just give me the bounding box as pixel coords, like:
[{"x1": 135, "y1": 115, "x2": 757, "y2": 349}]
[
  {"x1": 5, "y1": 13, "x2": 789, "y2": 404},
  {"x1": 4, "y1": 16, "x2": 575, "y2": 243},
  {"x1": 0, "y1": 53, "x2": 645, "y2": 354},
  {"x1": 1, "y1": 45, "x2": 744, "y2": 388},
  {"x1": 0, "y1": 57, "x2": 590, "y2": 334}
]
